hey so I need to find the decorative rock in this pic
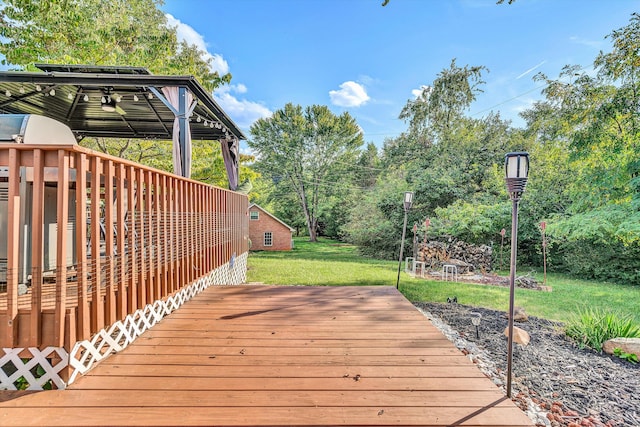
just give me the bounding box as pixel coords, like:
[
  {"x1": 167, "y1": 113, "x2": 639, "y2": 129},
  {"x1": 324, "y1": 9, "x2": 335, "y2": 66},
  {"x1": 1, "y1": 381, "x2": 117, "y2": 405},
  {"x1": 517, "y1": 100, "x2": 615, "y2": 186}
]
[
  {"x1": 602, "y1": 337, "x2": 640, "y2": 357},
  {"x1": 514, "y1": 306, "x2": 529, "y2": 322},
  {"x1": 504, "y1": 325, "x2": 531, "y2": 345}
]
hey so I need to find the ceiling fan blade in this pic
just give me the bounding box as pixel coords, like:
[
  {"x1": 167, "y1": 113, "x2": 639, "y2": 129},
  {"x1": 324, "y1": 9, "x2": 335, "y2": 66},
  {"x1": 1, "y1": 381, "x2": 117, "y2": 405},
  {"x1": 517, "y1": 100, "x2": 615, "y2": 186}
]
[{"x1": 115, "y1": 105, "x2": 127, "y2": 115}]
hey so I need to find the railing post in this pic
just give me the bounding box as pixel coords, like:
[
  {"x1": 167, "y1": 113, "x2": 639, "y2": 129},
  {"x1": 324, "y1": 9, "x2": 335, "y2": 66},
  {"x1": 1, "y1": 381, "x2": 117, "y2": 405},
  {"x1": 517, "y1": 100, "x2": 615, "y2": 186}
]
[{"x1": 3, "y1": 149, "x2": 20, "y2": 347}]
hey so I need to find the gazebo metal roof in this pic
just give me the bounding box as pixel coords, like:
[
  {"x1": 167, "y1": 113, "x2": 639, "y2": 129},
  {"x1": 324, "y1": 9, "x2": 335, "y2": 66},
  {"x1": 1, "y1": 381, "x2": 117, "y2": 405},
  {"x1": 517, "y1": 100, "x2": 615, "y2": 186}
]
[{"x1": 0, "y1": 64, "x2": 245, "y2": 188}]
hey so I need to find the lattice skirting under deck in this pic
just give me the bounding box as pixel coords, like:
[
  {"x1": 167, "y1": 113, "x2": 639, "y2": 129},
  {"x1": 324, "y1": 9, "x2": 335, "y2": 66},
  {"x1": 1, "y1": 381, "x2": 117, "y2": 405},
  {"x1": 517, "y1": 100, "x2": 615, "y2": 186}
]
[{"x1": 0, "y1": 252, "x2": 247, "y2": 391}]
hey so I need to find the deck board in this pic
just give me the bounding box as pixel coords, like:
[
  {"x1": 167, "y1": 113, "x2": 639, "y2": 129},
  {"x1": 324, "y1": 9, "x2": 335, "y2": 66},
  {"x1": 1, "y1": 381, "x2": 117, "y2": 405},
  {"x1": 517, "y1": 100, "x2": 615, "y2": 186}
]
[{"x1": 0, "y1": 285, "x2": 533, "y2": 426}]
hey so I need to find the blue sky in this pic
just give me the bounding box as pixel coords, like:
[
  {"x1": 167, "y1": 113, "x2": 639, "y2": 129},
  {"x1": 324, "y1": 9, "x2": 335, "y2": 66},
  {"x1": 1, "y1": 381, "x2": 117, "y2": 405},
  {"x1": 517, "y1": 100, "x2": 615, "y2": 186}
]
[{"x1": 162, "y1": 0, "x2": 638, "y2": 148}]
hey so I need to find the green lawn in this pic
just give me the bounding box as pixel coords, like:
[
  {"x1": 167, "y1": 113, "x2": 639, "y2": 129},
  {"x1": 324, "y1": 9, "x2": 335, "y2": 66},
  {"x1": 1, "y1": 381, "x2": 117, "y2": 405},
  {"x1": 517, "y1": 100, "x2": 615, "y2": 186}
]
[{"x1": 247, "y1": 237, "x2": 640, "y2": 324}]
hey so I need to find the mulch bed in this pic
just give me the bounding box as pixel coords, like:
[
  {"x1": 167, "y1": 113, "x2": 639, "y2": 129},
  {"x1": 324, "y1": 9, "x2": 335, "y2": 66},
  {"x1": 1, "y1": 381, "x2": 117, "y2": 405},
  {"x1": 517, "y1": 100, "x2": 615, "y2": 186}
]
[{"x1": 413, "y1": 302, "x2": 640, "y2": 427}]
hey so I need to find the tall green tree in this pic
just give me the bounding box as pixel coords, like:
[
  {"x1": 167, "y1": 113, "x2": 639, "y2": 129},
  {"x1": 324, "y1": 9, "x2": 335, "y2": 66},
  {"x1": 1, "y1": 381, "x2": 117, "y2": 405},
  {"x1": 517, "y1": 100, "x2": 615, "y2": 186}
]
[
  {"x1": 399, "y1": 59, "x2": 487, "y2": 144},
  {"x1": 249, "y1": 103, "x2": 363, "y2": 242},
  {"x1": 0, "y1": 0, "x2": 234, "y2": 184},
  {"x1": 515, "y1": 13, "x2": 640, "y2": 281},
  {"x1": 0, "y1": 0, "x2": 231, "y2": 90},
  {"x1": 533, "y1": 13, "x2": 640, "y2": 217}
]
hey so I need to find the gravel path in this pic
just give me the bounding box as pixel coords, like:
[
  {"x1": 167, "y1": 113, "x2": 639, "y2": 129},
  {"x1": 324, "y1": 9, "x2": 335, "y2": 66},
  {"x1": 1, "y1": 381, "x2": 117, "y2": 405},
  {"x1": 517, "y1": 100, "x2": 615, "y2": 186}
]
[{"x1": 413, "y1": 302, "x2": 640, "y2": 427}]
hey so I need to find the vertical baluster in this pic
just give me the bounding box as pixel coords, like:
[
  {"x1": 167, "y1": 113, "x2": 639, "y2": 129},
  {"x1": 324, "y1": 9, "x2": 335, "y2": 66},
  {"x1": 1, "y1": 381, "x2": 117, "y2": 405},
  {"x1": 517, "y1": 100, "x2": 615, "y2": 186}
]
[
  {"x1": 145, "y1": 170, "x2": 154, "y2": 302},
  {"x1": 29, "y1": 149, "x2": 44, "y2": 346},
  {"x1": 90, "y1": 155, "x2": 103, "y2": 332},
  {"x1": 185, "y1": 181, "x2": 192, "y2": 285},
  {"x1": 161, "y1": 174, "x2": 169, "y2": 297},
  {"x1": 75, "y1": 152, "x2": 89, "y2": 340},
  {"x1": 180, "y1": 179, "x2": 186, "y2": 288},
  {"x1": 169, "y1": 177, "x2": 177, "y2": 293},
  {"x1": 104, "y1": 160, "x2": 115, "y2": 324},
  {"x1": 137, "y1": 168, "x2": 146, "y2": 307},
  {"x1": 54, "y1": 150, "x2": 70, "y2": 347},
  {"x1": 153, "y1": 172, "x2": 161, "y2": 299}
]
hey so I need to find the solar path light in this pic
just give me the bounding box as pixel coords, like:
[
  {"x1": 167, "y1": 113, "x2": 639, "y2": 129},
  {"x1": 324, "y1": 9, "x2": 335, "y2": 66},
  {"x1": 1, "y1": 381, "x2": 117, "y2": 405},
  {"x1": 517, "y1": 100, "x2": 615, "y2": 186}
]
[
  {"x1": 504, "y1": 151, "x2": 529, "y2": 398},
  {"x1": 396, "y1": 191, "x2": 414, "y2": 289}
]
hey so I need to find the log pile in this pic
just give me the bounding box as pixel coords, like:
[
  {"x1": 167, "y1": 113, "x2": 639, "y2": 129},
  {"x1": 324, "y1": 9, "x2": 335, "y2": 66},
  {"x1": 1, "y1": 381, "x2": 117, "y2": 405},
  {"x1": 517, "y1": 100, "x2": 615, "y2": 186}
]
[
  {"x1": 415, "y1": 239, "x2": 493, "y2": 273},
  {"x1": 514, "y1": 274, "x2": 539, "y2": 289}
]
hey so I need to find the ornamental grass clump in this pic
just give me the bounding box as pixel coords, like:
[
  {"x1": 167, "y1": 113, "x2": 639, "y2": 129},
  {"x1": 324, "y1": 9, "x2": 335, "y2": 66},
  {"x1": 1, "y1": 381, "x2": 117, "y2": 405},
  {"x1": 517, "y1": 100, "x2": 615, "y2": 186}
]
[{"x1": 565, "y1": 307, "x2": 640, "y2": 352}]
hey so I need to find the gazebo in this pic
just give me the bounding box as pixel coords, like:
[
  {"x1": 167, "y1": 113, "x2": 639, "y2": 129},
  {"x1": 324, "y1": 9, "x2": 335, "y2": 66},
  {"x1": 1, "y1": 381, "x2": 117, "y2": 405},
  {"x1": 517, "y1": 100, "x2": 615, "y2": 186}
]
[{"x1": 0, "y1": 64, "x2": 245, "y2": 189}]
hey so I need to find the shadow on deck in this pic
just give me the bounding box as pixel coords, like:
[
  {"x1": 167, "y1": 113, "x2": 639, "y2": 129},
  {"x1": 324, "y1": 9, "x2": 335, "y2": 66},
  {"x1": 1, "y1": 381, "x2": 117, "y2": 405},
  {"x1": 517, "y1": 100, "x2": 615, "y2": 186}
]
[{"x1": 0, "y1": 285, "x2": 533, "y2": 426}]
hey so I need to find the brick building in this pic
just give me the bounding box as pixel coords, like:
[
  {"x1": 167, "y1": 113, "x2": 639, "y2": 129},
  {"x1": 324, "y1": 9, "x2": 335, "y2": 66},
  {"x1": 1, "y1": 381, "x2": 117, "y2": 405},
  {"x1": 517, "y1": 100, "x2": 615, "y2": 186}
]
[{"x1": 248, "y1": 203, "x2": 294, "y2": 251}]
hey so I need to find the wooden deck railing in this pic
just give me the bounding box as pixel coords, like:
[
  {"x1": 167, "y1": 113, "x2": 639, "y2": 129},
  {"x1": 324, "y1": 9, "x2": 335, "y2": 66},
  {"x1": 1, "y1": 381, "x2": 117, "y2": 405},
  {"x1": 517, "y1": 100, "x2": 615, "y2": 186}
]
[{"x1": 0, "y1": 143, "x2": 248, "y2": 351}]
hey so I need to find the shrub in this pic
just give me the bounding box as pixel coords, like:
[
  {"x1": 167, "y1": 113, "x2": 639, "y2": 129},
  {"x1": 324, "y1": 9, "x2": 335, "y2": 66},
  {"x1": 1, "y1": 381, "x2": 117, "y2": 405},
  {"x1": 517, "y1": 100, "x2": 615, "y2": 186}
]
[
  {"x1": 565, "y1": 307, "x2": 640, "y2": 351},
  {"x1": 552, "y1": 240, "x2": 640, "y2": 285}
]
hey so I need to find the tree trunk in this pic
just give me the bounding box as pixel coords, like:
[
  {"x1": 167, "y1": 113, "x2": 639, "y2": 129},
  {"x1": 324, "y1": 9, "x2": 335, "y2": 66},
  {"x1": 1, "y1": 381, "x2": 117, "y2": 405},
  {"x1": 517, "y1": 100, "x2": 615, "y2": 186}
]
[{"x1": 299, "y1": 197, "x2": 317, "y2": 242}]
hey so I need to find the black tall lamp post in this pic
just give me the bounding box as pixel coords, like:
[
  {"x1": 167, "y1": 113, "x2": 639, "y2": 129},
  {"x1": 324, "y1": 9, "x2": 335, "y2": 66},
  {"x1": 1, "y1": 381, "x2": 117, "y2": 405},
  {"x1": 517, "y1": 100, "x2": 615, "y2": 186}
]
[
  {"x1": 396, "y1": 191, "x2": 414, "y2": 290},
  {"x1": 504, "y1": 152, "x2": 529, "y2": 398}
]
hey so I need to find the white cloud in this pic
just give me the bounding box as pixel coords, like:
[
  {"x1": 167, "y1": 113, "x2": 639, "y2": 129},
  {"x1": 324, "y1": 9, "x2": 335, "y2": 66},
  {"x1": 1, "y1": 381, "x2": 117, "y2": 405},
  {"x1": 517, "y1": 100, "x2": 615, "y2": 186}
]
[
  {"x1": 164, "y1": 14, "x2": 269, "y2": 130},
  {"x1": 358, "y1": 75, "x2": 379, "y2": 86},
  {"x1": 512, "y1": 97, "x2": 539, "y2": 114},
  {"x1": 569, "y1": 36, "x2": 603, "y2": 49},
  {"x1": 214, "y1": 90, "x2": 272, "y2": 129},
  {"x1": 329, "y1": 81, "x2": 370, "y2": 107},
  {"x1": 233, "y1": 84, "x2": 247, "y2": 94},
  {"x1": 411, "y1": 85, "x2": 431, "y2": 99},
  {"x1": 165, "y1": 13, "x2": 229, "y2": 75},
  {"x1": 207, "y1": 54, "x2": 229, "y2": 76}
]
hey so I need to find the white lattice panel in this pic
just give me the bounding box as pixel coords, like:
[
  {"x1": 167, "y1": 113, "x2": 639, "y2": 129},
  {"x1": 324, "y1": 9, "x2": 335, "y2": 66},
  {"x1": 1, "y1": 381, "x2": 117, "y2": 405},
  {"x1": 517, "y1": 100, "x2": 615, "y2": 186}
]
[{"x1": 0, "y1": 347, "x2": 68, "y2": 391}]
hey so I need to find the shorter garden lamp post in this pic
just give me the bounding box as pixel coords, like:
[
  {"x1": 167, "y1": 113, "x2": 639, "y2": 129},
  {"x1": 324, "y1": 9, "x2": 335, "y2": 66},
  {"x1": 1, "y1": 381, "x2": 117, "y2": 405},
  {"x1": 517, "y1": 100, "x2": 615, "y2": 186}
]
[
  {"x1": 471, "y1": 312, "x2": 482, "y2": 339},
  {"x1": 540, "y1": 221, "x2": 547, "y2": 286},
  {"x1": 412, "y1": 223, "x2": 418, "y2": 262},
  {"x1": 504, "y1": 151, "x2": 529, "y2": 398},
  {"x1": 423, "y1": 218, "x2": 431, "y2": 245},
  {"x1": 396, "y1": 191, "x2": 414, "y2": 290},
  {"x1": 499, "y1": 228, "x2": 506, "y2": 271}
]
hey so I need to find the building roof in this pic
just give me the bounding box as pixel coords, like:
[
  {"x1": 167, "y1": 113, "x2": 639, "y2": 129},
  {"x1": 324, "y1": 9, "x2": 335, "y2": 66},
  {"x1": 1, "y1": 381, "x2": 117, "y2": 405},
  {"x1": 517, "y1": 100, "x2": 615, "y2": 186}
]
[
  {"x1": 249, "y1": 203, "x2": 295, "y2": 232},
  {"x1": 0, "y1": 64, "x2": 246, "y2": 142}
]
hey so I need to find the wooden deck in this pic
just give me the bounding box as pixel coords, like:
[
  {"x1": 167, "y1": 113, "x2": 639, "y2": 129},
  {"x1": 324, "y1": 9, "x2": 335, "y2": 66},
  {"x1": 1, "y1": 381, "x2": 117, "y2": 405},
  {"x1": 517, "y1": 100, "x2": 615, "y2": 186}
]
[{"x1": 0, "y1": 285, "x2": 533, "y2": 426}]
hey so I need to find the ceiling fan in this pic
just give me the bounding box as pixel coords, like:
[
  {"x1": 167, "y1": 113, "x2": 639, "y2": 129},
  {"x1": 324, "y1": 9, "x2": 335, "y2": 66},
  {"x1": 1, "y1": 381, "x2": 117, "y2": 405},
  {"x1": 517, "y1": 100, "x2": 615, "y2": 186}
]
[{"x1": 100, "y1": 90, "x2": 126, "y2": 115}]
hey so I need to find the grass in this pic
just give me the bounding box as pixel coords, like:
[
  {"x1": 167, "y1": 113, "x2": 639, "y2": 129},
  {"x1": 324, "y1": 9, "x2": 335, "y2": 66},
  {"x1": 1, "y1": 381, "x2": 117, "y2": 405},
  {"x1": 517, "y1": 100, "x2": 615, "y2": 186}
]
[
  {"x1": 247, "y1": 238, "x2": 398, "y2": 286},
  {"x1": 247, "y1": 237, "x2": 640, "y2": 324}
]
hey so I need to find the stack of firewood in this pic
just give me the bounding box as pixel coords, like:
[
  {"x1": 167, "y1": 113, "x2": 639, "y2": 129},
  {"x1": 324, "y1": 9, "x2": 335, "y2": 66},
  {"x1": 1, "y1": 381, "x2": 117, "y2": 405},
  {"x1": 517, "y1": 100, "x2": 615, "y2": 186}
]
[{"x1": 415, "y1": 239, "x2": 492, "y2": 273}]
